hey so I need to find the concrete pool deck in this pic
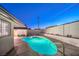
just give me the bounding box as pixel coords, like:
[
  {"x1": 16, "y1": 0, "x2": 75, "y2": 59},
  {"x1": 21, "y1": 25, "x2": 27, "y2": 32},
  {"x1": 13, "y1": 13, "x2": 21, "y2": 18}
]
[{"x1": 44, "y1": 34, "x2": 79, "y2": 56}]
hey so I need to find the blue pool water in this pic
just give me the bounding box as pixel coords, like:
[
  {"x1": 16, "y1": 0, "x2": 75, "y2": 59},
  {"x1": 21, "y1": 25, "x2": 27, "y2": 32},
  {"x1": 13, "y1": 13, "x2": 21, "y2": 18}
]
[{"x1": 22, "y1": 36, "x2": 58, "y2": 55}]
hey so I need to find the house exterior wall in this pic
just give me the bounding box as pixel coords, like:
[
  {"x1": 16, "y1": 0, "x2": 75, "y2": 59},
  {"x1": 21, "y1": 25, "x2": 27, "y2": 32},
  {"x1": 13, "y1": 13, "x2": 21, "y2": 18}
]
[
  {"x1": 13, "y1": 19, "x2": 28, "y2": 47},
  {"x1": 0, "y1": 7, "x2": 28, "y2": 55},
  {"x1": 0, "y1": 14, "x2": 14, "y2": 55},
  {"x1": 14, "y1": 29, "x2": 27, "y2": 46}
]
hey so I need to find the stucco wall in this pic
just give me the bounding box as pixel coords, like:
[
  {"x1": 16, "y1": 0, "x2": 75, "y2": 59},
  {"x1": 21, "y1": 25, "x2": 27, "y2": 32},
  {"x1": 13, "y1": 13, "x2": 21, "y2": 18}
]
[
  {"x1": 64, "y1": 22, "x2": 79, "y2": 38},
  {"x1": 45, "y1": 25, "x2": 63, "y2": 35},
  {"x1": 0, "y1": 7, "x2": 27, "y2": 55},
  {"x1": 64, "y1": 24, "x2": 70, "y2": 36},
  {"x1": 45, "y1": 21, "x2": 79, "y2": 38},
  {"x1": 14, "y1": 29, "x2": 27, "y2": 46},
  {"x1": 0, "y1": 14, "x2": 14, "y2": 55}
]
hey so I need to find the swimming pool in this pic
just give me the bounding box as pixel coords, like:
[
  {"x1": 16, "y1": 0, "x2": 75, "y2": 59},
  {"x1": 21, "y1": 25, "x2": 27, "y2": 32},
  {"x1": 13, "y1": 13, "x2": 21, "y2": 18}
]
[{"x1": 22, "y1": 36, "x2": 58, "y2": 56}]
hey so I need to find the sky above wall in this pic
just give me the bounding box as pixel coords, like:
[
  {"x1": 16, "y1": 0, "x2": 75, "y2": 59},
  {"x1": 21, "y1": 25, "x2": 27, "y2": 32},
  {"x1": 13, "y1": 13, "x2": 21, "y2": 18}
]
[{"x1": 0, "y1": 3, "x2": 79, "y2": 29}]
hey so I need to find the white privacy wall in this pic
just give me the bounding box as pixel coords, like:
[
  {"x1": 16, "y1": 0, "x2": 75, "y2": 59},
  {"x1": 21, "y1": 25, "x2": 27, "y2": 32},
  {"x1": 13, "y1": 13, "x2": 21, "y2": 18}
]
[
  {"x1": 69, "y1": 22, "x2": 79, "y2": 38},
  {"x1": 64, "y1": 24, "x2": 70, "y2": 36},
  {"x1": 45, "y1": 27, "x2": 59, "y2": 34},
  {"x1": 45, "y1": 21, "x2": 79, "y2": 38},
  {"x1": 45, "y1": 25, "x2": 63, "y2": 35},
  {"x1": 56, "y1": 25, "x2": 63, "y2": 35},
  {"x1": 64, "y1": 22, "x2": 79, "y2": 38}
]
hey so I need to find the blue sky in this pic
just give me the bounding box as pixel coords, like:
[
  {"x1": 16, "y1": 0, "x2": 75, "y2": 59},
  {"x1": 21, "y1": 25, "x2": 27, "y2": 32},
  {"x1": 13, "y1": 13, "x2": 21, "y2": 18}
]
[{"x1": 0, "y1": 3, "x2": 79, "y2": 29}]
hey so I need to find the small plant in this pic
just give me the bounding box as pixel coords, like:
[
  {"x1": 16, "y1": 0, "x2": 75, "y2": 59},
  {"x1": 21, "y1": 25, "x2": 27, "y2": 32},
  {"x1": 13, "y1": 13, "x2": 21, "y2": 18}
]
[{"x1": 18, "y1": 34, "x2": 26, "y2": 37}]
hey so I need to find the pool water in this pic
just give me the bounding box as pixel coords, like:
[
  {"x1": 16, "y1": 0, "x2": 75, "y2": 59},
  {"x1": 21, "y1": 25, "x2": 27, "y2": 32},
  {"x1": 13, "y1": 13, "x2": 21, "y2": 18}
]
[{"x1": 22, "y1": 36, "x2": 58, "y2": 56}]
